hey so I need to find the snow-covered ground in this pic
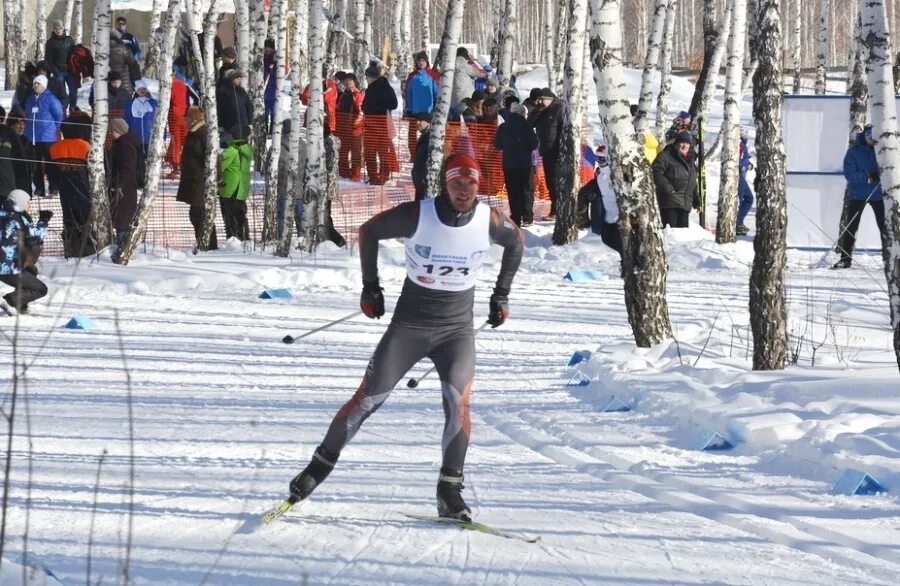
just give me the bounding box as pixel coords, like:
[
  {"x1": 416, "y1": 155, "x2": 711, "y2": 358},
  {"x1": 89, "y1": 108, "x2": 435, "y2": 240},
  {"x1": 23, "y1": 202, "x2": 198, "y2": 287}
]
[{"x1": 3, "y1": 67, "x2": 899, "y2": 585}]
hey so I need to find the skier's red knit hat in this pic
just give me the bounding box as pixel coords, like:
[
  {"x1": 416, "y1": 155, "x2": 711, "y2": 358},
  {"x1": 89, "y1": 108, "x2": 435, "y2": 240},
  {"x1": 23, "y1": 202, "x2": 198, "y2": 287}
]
[{"x1": 444, "y1": 154, "x2": 481, "y2": 183}]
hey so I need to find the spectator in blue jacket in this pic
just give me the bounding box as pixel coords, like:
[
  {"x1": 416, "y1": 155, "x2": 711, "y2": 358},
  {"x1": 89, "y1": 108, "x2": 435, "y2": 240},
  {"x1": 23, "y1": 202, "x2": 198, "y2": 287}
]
[
  {"x1": 834, "y1": 124, "x2": 888, "y2": 269},
  {"x1": 24, "y1": 74, "x2": 64, "y2": 197},
  {"x1": 404, "y1": 51, "x2": 439, "y2": 156},
  {"x1": 124, "y1": 79, "x2": 159, "y2": 159},
  {"x1": 736, "y1": 126, "x2": 754, "y2": 236},
  {"x1": 0, "y1": 190, "x2": 51, "y2": 316}
]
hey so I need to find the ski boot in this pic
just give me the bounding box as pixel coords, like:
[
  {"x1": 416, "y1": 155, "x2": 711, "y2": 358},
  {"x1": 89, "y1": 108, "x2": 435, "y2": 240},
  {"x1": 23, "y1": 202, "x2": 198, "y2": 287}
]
[
  {"x1": 831, "y1": 258, "x2": 852, "y2": 270},
  {"x1": 288, "y1": 446, "x2": 339, "y2": 502},
  {"x1": 436, "y1": 469, "x2": 472, "y2": 522}
]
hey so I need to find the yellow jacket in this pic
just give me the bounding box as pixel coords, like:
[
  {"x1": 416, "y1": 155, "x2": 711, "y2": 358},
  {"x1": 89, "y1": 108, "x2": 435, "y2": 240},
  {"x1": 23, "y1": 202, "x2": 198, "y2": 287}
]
[{"x1": 643, "y1": 131, "x2": 659, "y2": 164}]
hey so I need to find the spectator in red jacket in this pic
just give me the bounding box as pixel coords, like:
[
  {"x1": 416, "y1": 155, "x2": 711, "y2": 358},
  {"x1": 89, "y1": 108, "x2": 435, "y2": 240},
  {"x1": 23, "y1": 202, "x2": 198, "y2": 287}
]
[
  {"x1": 336, "y1": 73, "x2": 364, "y2": 181},
  {"x1": 166, "y1": 73, "x2": 191, "y2": 178},
  {"x1": 300, "y1": 76, "x2": 339, "y2": 135}
]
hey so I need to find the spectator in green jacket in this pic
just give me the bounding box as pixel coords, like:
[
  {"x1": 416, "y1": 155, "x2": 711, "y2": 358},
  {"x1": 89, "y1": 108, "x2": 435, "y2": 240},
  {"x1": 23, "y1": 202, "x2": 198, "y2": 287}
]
[{"x1": 218, "y1": 124, "x2": 253, "y2": 241}]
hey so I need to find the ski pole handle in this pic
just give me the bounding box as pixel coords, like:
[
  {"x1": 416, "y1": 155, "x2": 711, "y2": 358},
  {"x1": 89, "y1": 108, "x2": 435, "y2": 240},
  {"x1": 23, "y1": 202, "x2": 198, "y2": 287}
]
[{"x1": 282, "y1": 310, "x2": 363, "y2": 344}]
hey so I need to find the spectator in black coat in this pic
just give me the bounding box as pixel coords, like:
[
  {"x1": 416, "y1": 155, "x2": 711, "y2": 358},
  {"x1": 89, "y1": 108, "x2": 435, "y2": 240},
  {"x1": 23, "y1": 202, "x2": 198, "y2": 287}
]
[
  {"x1": 107, "y1": 119, "x2": 140, "y2": 242},
  {"x1": 494, "y1": 103, "x2": 539, "y2": 227},
  {"x1": 0, "y1": 107, "x2": 32, "y2": 198},
  {"x1": 410, "y1": 113, "x2": 432, "y2": 201},
  {"x1": 43, "y1": 20, "x2": 74, "y2": 81},
  {"x1": 361, "y1": 63, "x2": 399, "y2": 184},
  {"x1": 651, "y1": 131, "x2": 700, "y2": 228},
  {"x1": 176, "y1": 106, "x2": 217, "y2": 251},
  {"x1": 217, "y1": 47, "x2": 239, "y2": 88},
  {"x1": 530, "y1": 88, "x2": 566, "y2": 218},
  {"x1": 216, "y1": 69, "x2": 253, "y2": 135},
  {"x1": 109, "y1": 29, "x2": 141, "y2": 95}
]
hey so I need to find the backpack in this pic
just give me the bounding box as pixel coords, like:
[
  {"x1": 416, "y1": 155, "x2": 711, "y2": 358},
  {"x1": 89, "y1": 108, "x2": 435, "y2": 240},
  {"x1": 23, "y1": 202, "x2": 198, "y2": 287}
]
[{"x1": 67, "y1": 44, "x2": 94, "y2": 77}]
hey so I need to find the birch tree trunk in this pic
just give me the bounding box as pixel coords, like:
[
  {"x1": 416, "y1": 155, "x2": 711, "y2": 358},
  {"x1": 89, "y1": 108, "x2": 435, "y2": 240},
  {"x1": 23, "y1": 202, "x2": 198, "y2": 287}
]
[
  {"x1": 65, "y1": 0, "x2": 75, "y2": 37},
  {"x1": 275, "y1": 0, "x2": 307, "y2": 257},
  {"x1": 654, "y1": 0, "x2": 677, "y2": 138},
  {"x1": 741, "y1": 0, "x2": 760, "y2": 94},
  {"x1": 544, "y1": 0, "x2": 554, "y2": 89},
  {"x1": 693, "y1": 0, "x2": 733, "y2": 130},
  {"x1": 791, "y1": 0, "x2": 801, "y2": 93},
  {"x1": 353, "y1": 0, "x2": 368, "y2": 87},
  {"x1": 552, "y1": 0, "x2": 587, "y2": 246},
  {"x1": 591, "y1": 0, "x2": 673, "y2": 347},
  {"x1": 302, "y1": 0, "x2": 328, "y2": 250},
  {"x1": 34, "y1": 0, "x2": 47, "y2": 62},
  {"x1": 635, "y1": 0, "x2": 667, "y2": 133},
  {"x1": 3, "y1": 0, "x2": 23, "y2": 89},
  {"x1": 687, "y1": 0, "x2": 718, "y2": 116},
  {"x1": 714, "y1": 0, "x2": 747, "y2": 244},
  {"x1": 552, "y1": 1, "x2": 569, "y2": 93},
  {"x1": 490, "y1": 0, "x2": 503, "y2": 70},
  {"x1": 262, "y1": 0, "x2": 288, "y2": 245},
  {"x1": 391, "y1": 0, "x2": 409, "y2": 82},
  {"x1": 860, "y1": 0, "x2": 900, "y2": 371},
  {"x1": 113, "y1": 0, "x2": 181, "y2": 265},
  {"x1": 420, "y1": 0, "x2": 431, "y2": 53},
  {"x1": 197, "y1": 6, "x2": 221, "y2": 250},
  {"x1": 141, "y1": 0, "x2": 164, "y2": 77},
  {"x1": 249, "y1": 0, "x2": 269, "y2": 169},
  {"x1": 750, "y1": 0, "x2": 787, "y2": 370},
  {"x1": 327, "y1": 0, "x2": 348, "y2": 73},
  {"x1": 497, "y1": 0, "x2": 517, "y2": 87},
  {"x1": 425, "y1": 0, "x2": 466, "y2": 196},
  {"x1": 848, "y1": 12, "x2": 867, "y2": 141},
  {"x1": 235, "y1": 0, "x2": 250, "y2": 79},
  {"x1": 814, "y1": 0, "x2": 829, "y2": 94},
  {"x1": 72, "y1": 0, "x2": 83, "y2": 44},
  {"x1": 88, "y1": 0, "x2": 113, "y2": 248}
]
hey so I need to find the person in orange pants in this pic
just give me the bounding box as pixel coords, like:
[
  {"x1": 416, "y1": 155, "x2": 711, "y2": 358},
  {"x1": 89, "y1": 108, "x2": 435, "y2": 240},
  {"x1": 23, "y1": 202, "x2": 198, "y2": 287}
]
[{"x1": 166, "y1": 71, "x2": 191, "y2": 179}]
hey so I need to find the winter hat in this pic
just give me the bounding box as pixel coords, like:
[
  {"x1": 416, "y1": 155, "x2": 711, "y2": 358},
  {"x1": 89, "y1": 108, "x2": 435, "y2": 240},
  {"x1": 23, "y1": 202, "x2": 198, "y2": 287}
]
[
  {"x1": 135, "y1": 78, "x2": 149, "y2": 90},
  {"x1": 186, "y1": 105, "x2": 205, "y2": 124},
  {"x1": 32, "y1": 74, "x2": 48, "y2": 89},
  {"x1": 509, "y1": 102, "x2": 527, "y2": 117},
  {"x1": 225, "y1": 68, "x2": 244, "y2": 81},
  {"x1": 740, "y1": 125, "x2": 750, "y2": 140},
  {"x1": 5, "y1": 105, "x2": 25, "y2": 125},
  {"x1": 677, "y1": 110, "x2": 691, "y2": 120},
  {"x1": 529, "y1": 88, "x2": 542, "y2": 100},
  {"x1": 52, "y1": 20, "x2": 65, "y2": 30},
  {"x1": 108, "y1": 70, "x2": 123, "y2": 81},
  {"x1": 414, "y1": 51, "x2": 429, "y2": 64},
  {"x1": 62, "y1": 111, "x2": 92, "y2": 140},
  {"x1": 487, "y1": 78, "x2": 499, "y2": 88},
  {"x1": 223, "y1": 47, "x2": 237, "y2": 59},
  {"x1": 539, "y1": 87, "x2": 555, "y2": 99},
  {"x1": 109, "y1": 118, "x2": 129, "y2": 136},
  {"x1": 364, "y1": 63, "x2": 381, "y2": 79},
  {"x1": 6, "y1": 189, "x2": 30, "y2": 212},
  {"x1": 674, "y1": 131, "x2": 693, "y2": 144},
  {"x1": 444, "y1": 154, "x2": 481, "y2": 182},
  {"x1": 470, "y1": 90, "x2": 486, "y2": 102}
]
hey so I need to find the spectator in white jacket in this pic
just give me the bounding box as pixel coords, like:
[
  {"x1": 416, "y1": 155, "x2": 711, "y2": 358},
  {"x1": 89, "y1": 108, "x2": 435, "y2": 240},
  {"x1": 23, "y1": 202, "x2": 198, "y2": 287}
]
[{"x1": 450, "y1": 48, "x2": 487, "y2": 109}]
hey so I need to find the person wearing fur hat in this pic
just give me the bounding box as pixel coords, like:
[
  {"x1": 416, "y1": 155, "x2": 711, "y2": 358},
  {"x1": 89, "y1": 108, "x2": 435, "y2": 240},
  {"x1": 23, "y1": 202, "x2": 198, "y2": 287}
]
[
  {"x1": 404, "y1": 51, "x2": 440, "y2": 157},
  {"x1": 280, "y1": 152, "x2": 523, "y2": 524},
  {"x1": 24, "y1": 73, "x2": 64, "y2": 198},
  {"x1": 0, "y1": 189, "x2": 51, "y2": 316},
  {"x1": 651, "y1": 130, "x2": 700, "y2": 228}
]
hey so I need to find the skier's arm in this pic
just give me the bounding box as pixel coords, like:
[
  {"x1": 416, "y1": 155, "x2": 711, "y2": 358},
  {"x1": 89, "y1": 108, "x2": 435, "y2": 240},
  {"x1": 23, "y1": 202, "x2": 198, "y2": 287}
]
[
  {"x1": 488, "y1": 208, "x2": 524, "y2": 295},
  {"x1": 359, "y1": 201, "x2": 421, "y2": 282},
  {"x1": 843, "y1": 150, "x2": 868, "y2": 187}
]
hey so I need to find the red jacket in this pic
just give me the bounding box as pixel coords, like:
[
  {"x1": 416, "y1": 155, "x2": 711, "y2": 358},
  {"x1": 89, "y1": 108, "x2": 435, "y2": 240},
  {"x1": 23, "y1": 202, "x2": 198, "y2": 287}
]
[
  {"x1": 301, "y1": 79, "x2": 338, "y2": 133},
  {"x1": 170, "y1": 77, "x2": 190, "y2": 116},
  {"x1": 336, "y1": 86, "x2": 365, "y2": 136}
]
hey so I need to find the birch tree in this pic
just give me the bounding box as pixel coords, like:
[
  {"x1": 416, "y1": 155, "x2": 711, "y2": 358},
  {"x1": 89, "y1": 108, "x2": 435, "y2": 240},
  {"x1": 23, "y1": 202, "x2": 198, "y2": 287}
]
[
  {"x1": 327, "y1": 0, "x2": 348, "y2": 73},
  {"x1": 687, "y1": 0, "x2": 718, "y2": 116},
  {"x1": 276, "y1": 0, "x2": 308, "y2": 257},
  {"x1": 634, "y1": 0, "x2": 667, "y2": 133},
  {"x1": 750, "y1": 0, "x2": 787, "y2": 370},
  {"x1": 552, "y1": 0, "x2": 588, "y2": 246},
  {"x1": 741, "y1": 0, "x2": 760, "y2": 94},
  {"x1": 420, "y1": 0, "x2": 431, "y2": 53},
  {"x1": 141, "y1": 0, "x2": 165, "y2": 77},
  {"x1": 391, "y1": 0, "x2": 411, "y2": 83},
  {"x1": 65, "y1": 0, "x2": 75, "y2": 38},
  {"x1": 425, "y1": 0, "x2": 466, "y2": 197},
  {"x1": 353, "y1": 0, "x2": 368, "y2": 86},
  {"x1": 848, "y1": 12, "x2": 866, "y2": 140},
  {"x1": 3, "y1": 0, "x2": 25, "y2": 89},
  {"x1": 591, "y1": 0, "x2": 673, "y2": 347},
  {"x1": 814, "y1": 0, "x2": 829, "y2": 95},
  {"x1": 87, "y1": 0, "x2": 113, "y2": 248},
  {"x1": 113, "y1": 0, "x2": 182, "y2": 265},
  {"x1": 490, "y1": 0, "x2": 503, "y2": 69},
  {"x1": 693, "y1": 0, "x2": 733, "y2": 129},
  {"x1": 72, "y1": 0, "x2": 83, "y2": 44},
  {"x1": 861, "y1": 0, "x2": 900, "y2": 371},
  {"x1": 654, "y1": 0, "x2": 677, "y2": 138},
  {"x1": 262, "y1": 0, "x2": 288, "y2": 245},
  {"x1": 34, "y1": 0, "x2": 47, "y2": 62},
  {"x1": 249, "y1": 0, "x2": 269, "y2": 168},
  {"x1": 496, "y1": 0, "x2": 517, "y2": 87},
  {"x1": 196, "y1": 5, "x2": 222, "y2": 250},
  {"x1": 235, "y1": 0, "x2": 251, "y2": 78},
  {"x1": 544, "y1": 0, "x2": 554, "y2": 91},
  {"x1": 714, "y1": 0, "x2": 747, "y2": 244},
  {"x1": 791, "y1": 0, "x2": 801, "y2": 93},
  {"x1": 302, "y1": 0, "x2": 328, "y2": 250},
  {"x1": 551, "y1": 1, "x2": 569, "y2": 93}
]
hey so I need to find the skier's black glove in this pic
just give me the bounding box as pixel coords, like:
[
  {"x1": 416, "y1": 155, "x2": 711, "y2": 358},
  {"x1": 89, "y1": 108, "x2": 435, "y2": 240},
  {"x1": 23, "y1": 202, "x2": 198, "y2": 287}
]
[
  {"x1": 38, "y1": 210, "x2": 53, "y2": 223},
  {"x1": 487, "y1": 289, "x2": 509, "y2": 328},
  {"x1": 869, "y1": 171, "x2": 881, "y2": 184},
  {"x1": 360, "y1": 280, "x2": 385, "y2": 319}
]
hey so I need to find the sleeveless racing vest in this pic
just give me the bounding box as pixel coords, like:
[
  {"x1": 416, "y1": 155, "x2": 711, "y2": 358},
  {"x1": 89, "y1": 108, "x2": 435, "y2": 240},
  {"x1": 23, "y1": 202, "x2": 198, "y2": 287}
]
[{"x1": 405, "y1": 199, "x2": 491, "y2": 292}]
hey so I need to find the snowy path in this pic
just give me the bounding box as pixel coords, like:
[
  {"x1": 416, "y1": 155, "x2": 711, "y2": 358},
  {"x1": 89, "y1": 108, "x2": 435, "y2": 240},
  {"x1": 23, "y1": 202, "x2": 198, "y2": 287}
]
[{"x1": 1, "y1": 231, "x2": 899, "y2": 584}]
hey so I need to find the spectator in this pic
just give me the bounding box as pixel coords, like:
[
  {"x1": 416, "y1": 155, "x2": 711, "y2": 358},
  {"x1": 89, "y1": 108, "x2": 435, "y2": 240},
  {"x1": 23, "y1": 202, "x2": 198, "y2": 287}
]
[
  {"x1": 651, "y1": 130, "x2": 699, "y2": 229},
  {"x1": 88, "y1": 70, "x2": 130, "y2": 115},
  {"x1": 109, "y1": 28, "x2": 141, "y2": 95},
  {"x1": 336, "y1": 73, "x2": 364, "y2": 181},
  {"x1": 107, "y1": 119, "x2": 140, "y2": 243},
  {"x1": 664, "y1": 110, "x2": 692, "y2": 146},
  {"x1": 485, "y1": 78, "x2": 501, "y2": 100},
  {"x1": 0, "y1": 190, "x2": 51, "y2": 316},
  {"x1": 263, "y1": 39, "x2": 277, "y2": 133},
  {"x1": 115, "y1": 16, "x2": 142, "y2": 61},
  {"x1": 48, "y1": 112, "x2": 94, "y2": 257},
  {"x1": 530, "y1": 88, "x2": 565, "y2": 219},
  {"x1": 736, "y1": 126, "x2": 754, "y2": 236},
  {"x1": 218, "y1": 124, "x2": 253, "y2": 241},
  {"x1": 124, "y1": 79, "x2": 158, "y2": 171},
  {"x1": 43, "y1": 20, "x2": 75, "y2": 110},
  {"x1": 35, "y1": 61, "x2": 70, "y2": 112},
  {"x1": 166, "y1": 68, "x2": 192, "y2": 178},
  {"x1": 218, "y1": 47, "x2": 238, "y2": 88},
  {"x1": 24, "y1": 74, "x2": 65, "y2": 198},
  {"x1": 578, "y1": 147, "x2": 622, "y2": 255},
  {"x1": 216, "y1": 69, "x2": 253, "y2": 136},
  {"x1": 404, "y1": 51, "x2": 439, "y2": 156},
  {"x1": 11, "y1": 63, "x2": 38, "y2": 111},
  {"x1": 176, "y1": 107, "x2": 217, "y2": 251},
  {"x1": 361, "y1": 62, "x2": 399, "y2": 185},
  {"x1": 833, "y1": 124, "x2": 888, "y2": 269},
  {"x1": 451, "y1": 47, "x2": 487, "y2": 108},
  {"x1": 522, "y1": 87, "x2": 542, "y2": 117},
  {"x1": 410, "y1": 113, "x2": 433, "y2": 201},
  {"x1": 494, "y1": 102, "x2": 538, "y2": 227},
  {"x1": 66, "y1": 42, "x2": 94, "y2": 111},
  {"x1": 300, "y1": 74, "x2": 339, "y2": 135},
  {"x1": 0, "y1": 106, "x2": 32, "y2": 198}
]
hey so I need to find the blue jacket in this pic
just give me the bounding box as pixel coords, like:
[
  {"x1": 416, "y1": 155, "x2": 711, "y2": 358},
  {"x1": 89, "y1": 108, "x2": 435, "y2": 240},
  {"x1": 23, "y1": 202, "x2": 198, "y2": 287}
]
[
  {"x1": 124, "y1": 95, "x2": 159, "y2": 145},
  {"x1": 0, "y1": 201, "x2": 48, "y2": 275},
  {"x1": 23, "y1": 91, "x2": 64, "y2": 145},
  {"x1": 405, "y1": 69, "x2": 439, "y2": 115},
  {"x1": 844, "y1": 133, "x2": 883, "y2": 201}
]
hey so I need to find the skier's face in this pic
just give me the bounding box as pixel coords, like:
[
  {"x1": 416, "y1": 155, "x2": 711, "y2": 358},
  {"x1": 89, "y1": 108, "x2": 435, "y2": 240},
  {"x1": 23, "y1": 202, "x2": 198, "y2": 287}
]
[{"x1": 447, "y1": 176, "x2": 478, "y2": 212}]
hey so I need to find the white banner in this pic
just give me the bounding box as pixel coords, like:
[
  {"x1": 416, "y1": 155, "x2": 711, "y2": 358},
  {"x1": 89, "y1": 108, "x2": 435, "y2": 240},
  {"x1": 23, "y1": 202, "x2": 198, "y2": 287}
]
[{"x1": 785, "y1": 173, "x2": 882, "y2": 249}]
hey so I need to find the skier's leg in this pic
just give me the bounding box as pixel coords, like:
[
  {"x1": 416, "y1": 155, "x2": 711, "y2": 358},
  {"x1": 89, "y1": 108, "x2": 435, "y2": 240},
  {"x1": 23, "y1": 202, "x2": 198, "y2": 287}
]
[{"x1": 837, "y1": 199, "x2": 866, "y2": 264}]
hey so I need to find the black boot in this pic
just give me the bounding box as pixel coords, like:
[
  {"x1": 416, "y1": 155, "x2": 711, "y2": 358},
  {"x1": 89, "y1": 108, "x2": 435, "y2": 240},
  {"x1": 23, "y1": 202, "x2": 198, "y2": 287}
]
[
  {"x1": 289, "y1": 446, "x2": 338, "y2": 501},
  {"x1": 436, "y1": 469, "x2": 471, "y2": 522}
]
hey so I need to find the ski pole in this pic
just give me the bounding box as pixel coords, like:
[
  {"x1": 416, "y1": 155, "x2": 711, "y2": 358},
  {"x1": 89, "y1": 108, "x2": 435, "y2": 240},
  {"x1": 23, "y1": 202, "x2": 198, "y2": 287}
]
[
  {"x1": 406, "y1": 322, "x2": 491, "y2": 388},
  {"x1": 282, "y1": 310, "x2": 363, "y2": 344}
]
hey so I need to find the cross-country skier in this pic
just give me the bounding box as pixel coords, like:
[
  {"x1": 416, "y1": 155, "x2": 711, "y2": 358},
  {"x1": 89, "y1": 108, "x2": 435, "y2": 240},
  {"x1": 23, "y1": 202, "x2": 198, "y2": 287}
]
[{"x1": 286, "y1": 154, "x2": 524, "y2": 522}]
